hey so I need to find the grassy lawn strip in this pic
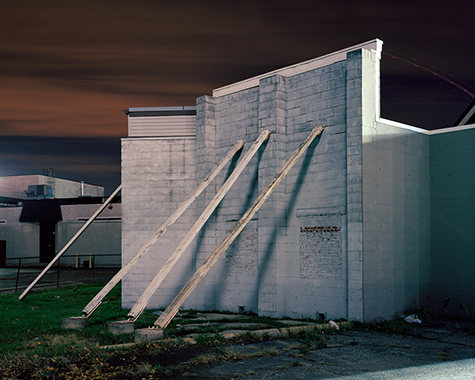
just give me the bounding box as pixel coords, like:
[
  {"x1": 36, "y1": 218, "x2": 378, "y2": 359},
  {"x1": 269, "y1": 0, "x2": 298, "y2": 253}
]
[
  {"x1": 0, "y1": 285, "x2": 337, "y2": 379},
  {"x1": 0, "y1": 283, "x2": 160, "y2": 355}
]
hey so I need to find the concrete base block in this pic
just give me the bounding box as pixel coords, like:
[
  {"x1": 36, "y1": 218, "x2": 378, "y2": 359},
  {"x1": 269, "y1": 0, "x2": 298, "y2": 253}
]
[
  {"x1": 61, "y1": 316, "x2": 87, "y2": 330},
  {"x1": 108, "y1": 320, "x2": 135, "y2": 335},
  {"x1": 135, "y1": 328, "x2": 164, "y2": 343}
]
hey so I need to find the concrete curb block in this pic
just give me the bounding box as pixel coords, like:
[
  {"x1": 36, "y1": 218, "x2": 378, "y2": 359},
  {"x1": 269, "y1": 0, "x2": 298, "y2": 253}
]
[
  {"x1": 135, "y1": 328, "x2": 165, "y2": 343},
  {"x1": 61, "y1": 316, "x2": 87, "y2": 330},
  {"x1": 108, "y1": 320, "x2": 135, "y2": 335},
  {"x1": 99, "y1": 321, "x2": 350, "y2": 350}
]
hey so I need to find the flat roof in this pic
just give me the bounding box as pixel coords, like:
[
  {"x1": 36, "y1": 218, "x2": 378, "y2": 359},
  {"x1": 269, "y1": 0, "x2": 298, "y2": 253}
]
[{"x1": 125, "y1": 106, "x2": 196, "y2": 117}]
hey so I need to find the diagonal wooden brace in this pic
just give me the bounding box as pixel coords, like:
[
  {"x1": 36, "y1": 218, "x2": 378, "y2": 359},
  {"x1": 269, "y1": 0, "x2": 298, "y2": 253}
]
[
  {"x1": 127, "y1": 129, "x2": 271, "y2": 320},
  {"x1": 81, "y1": 139, "x2": 245, "y2": 317},
  {"x1": 19, "y1": 184, "x2": 122, "y2": 301},
  {"x1": 154, "y1": 125, "x2": 324, "y2": 329}
]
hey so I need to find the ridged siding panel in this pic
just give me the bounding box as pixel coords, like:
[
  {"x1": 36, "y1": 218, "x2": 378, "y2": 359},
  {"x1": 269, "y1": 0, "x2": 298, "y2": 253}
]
[{"x1": 128, "y1": 115, "x2": 196, "y2": 137}]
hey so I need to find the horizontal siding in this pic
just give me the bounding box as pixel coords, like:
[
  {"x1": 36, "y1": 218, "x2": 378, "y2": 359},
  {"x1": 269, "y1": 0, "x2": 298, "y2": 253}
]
[{"x1": 128, "y1": 115, "x2": 196, "y2": 137}]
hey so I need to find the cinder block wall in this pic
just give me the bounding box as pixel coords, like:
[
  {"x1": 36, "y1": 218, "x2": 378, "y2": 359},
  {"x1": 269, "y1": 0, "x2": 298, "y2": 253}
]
[
  {"x1": 121, "y1": 138, "x2": 197, "y2": 309},
  {"x1": 121, "y1": 42, "x2": 441, "y2": 321},
  {"x1": 429, "y1": 128, "x2": 475, "y2": 315},
  {"x1": 181, "y1": 49, "x2": 373, "y2": 320},
  {"x1": 363, "y1": 122, "x2": 430, "y2": 320}
]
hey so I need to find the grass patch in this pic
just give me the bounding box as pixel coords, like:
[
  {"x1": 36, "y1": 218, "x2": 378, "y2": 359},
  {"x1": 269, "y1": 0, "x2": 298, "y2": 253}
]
[
  {"x1": 349, "y1": 319, "x2": 422, "y2": 336},
  {"x1": 0, "y1": 283, "x2": 159, "y2": 356}
]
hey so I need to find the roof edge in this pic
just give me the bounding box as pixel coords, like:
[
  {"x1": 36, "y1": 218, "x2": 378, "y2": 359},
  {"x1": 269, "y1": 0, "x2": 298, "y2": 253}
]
[
  {"x1": 125, "y1": 106, "x2": 197, "y2": 117},
  {"x1": 212, "y1": 39, "x2": 383, "y2": 98}
]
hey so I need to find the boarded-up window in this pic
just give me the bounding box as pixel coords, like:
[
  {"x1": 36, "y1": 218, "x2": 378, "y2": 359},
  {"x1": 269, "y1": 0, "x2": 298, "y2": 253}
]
[{"x1": 299, "y1": 217, "x2": 342, "y2": 280}]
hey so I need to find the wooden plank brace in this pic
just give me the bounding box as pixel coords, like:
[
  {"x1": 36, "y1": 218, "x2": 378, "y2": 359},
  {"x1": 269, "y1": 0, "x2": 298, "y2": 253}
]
[
  {"x1": 154, "y1": 126, "x2": 324, "y2": 329},
  {"x1": 81, "y1": 139, "x2": 245, "y2": 317},
  {"x1": 127, "y1": 129, "x2": 271, "y2": 320},
  {"x1": 19, "y1": 185, "x2": 122, "y2": 301}
]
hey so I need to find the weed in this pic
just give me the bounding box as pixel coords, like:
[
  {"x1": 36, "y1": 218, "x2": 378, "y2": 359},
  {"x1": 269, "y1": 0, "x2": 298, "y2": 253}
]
[
  {"x1": 214, "y1": 345, "x2": 234, "y2": 359},
  {"x1": 351, "y1": 319, "x2": 419, "y2": 336},
  {"x1": 189, "y1": 353, "x2": 217, "y2": 365},
  {"x1": 195, "y1": 332, "x2": 225, "y2": 346}
]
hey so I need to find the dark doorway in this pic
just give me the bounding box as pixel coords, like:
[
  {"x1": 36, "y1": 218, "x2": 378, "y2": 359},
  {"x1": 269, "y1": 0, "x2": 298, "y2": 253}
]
[{"x1": 40, "y1": 222, "x2": 56, "y2": 263}]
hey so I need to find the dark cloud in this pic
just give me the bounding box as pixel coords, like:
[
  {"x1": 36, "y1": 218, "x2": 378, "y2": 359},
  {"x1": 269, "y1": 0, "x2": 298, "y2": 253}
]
[
  {"x1": 0, "y1": 136, "x2": 121, "y2": 191},
  {"x1": 1, "y1": 0, "x2": 475, "y2": 193}
]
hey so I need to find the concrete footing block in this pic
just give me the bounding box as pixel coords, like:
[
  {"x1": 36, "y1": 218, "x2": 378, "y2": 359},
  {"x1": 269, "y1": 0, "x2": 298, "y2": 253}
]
[
  {"x1": 61, "y1": 316, "x2": 87, "y2": 330},
  {"x1": 108, "y1": 320, "x2": 135, "y2": 335},
  {"x1": 135, "y1": 327, "x2": 164, "y2": 343}
]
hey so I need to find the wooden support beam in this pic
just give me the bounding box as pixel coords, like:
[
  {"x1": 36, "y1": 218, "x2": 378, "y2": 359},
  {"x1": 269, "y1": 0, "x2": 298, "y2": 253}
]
[
  {"x1": 81, "y1": 140, "x2": 245, "y2": 317},
  {"x1": 127, "y1": 130, "x2": 271, "y2": 320},
  {"x1": 154, "y1": 126, "x2": 324, "y2": 329},
  {"x1": 19, "y1": 184, "x2": 122, "y2": 301}
]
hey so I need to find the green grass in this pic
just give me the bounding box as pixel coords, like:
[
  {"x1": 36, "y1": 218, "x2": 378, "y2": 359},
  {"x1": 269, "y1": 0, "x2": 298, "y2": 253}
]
[{"x1": 0, "y1": 283, "x2": 158, "y2": 356}]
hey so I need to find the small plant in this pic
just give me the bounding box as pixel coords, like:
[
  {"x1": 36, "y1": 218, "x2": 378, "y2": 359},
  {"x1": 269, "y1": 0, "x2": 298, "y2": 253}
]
[{"x1": 195, "y1": 332, "x2": 225, "y2": 346}]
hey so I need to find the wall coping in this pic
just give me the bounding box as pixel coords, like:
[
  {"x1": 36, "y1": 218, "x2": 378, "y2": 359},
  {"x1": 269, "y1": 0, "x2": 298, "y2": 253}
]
[
  {"x1": 378, "y1": 117, "x2": 475, "y2": 135},
  {"x1": 213, "y1": 39, "x2": 383, "y2": 98}
]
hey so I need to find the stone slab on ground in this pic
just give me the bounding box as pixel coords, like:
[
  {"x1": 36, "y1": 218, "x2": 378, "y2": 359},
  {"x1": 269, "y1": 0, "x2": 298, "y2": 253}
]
[
  {"x1": 135, "y1": 327, "x2": 164, "y2": 343},
  {"x1": 61, "y1": 316, "x2": 86, "y2": 330},
  {"x1": 108, "y1": 320, "x2": 135, "y2": 335}
]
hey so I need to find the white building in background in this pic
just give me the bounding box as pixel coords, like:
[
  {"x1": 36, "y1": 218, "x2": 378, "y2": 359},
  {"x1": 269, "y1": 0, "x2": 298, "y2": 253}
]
[
  {"x1": 121, "y1": 39, "x2": 474, "y2": 321},
  {"x1": 0, "y1": 175, "x2": 121, "y2": 267}
]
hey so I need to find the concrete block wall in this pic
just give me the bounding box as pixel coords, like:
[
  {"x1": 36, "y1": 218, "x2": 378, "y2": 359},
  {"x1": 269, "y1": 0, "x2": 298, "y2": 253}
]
[
  {"x1": 346, "y1": 50, "x2": 365, "y2": 320},
  {"x1": 207, "y1": 86, "x2": 261, "y2": 313},
  {"x1": 429, "y1": 127, "x2": 475, "y2": 315},
  {"x1": 120, "y1": 41, "x2": 475, "y2": 322},
  {"x1": 359, "y1": 46, "x2": 432, "y2": 320},
  {"x1": 121, "y1": 138, "x2": 197, "y2": 309},
  {"x1": 188, "y1": 55, "x2": 365, "y2": 319},
  {"x1": 282, "y1": 60, "x2": 350, "y2": 319},
  {"x1": 121, "y1": 47, "x2": 374, "y2": 320},
  {"x1": 363, "y1": 122, "x2": 430, "y2": 320}
]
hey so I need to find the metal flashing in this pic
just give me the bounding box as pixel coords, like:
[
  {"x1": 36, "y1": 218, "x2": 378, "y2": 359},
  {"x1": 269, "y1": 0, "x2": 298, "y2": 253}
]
[
  {"x1": 378, "y1": 117, "x2": 475, "y2": 135},
  {"x1": 125, "y1": 106, "x2": 196, "y2": 117}
]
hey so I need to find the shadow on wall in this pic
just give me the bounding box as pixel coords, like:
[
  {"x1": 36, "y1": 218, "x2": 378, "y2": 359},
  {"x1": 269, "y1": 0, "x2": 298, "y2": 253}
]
[
  {"x1": 256, "y1": 132, "x2": 323, "y2": 292},
  {"x1": 214, "y1": 140, "x2": 267, "y2": 309}
]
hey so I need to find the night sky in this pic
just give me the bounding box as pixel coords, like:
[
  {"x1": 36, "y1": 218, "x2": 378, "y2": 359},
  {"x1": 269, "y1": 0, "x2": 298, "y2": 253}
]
[{"x1": 1, "y1": 0, "x2": 474, "y2": 194}]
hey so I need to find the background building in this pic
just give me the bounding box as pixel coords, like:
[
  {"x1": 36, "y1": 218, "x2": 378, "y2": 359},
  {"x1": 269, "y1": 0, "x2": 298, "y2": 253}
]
[
  {"x1": 121, "y1": 39, "x2": 474, "y2": 321},
  {"x1": 0, "y1": 175, "x2": 121, "y2": 267}
]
